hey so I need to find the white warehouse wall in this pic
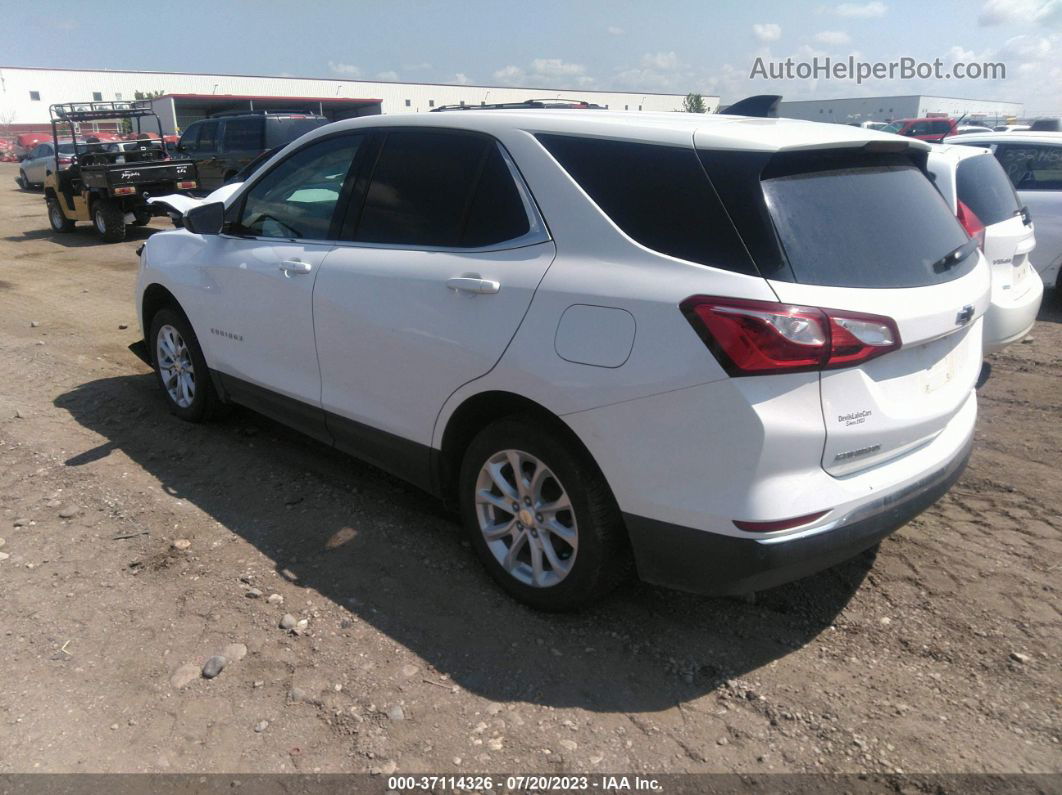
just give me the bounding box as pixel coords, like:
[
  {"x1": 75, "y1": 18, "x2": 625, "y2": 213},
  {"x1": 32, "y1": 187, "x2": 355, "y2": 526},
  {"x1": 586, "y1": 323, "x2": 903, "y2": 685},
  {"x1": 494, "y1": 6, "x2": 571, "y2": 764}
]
[{"x1": 0, "y1": 66, "x2": 717, "y2": 129}]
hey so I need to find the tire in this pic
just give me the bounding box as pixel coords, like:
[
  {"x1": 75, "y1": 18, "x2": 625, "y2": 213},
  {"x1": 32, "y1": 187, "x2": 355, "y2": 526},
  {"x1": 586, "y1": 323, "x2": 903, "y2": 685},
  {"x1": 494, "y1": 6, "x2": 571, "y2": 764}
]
[
  {"x1": 93, "y1": 200, "x2": 126, "y2": 243},
  {"x1": 17, "y1": 171, "x2": 28, "y2": 190},
  {"x1": 149, "y1": 307, "x2": 224, "y2": 422},
  {"x1": 458, "y1": 416, "x2": 631, "y2": 611},
  {"x1": 46, "y1": 197, "x2": 75, "y2": 233},
  {"x1": 132, "y1": 208, "x2": 152, "y2": 226}
]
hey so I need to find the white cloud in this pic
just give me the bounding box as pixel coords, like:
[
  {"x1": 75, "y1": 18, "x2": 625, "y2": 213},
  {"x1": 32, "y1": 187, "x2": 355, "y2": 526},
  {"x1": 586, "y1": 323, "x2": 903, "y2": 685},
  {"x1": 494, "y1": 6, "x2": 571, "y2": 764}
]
[
  {"x1": 641, "y1": 51, "x2": 680, "y2": 70},
  {"x1": 453, "y1": 72, "x2": 472, "y2": 85},
  {"x1": 376, "y1": 70, "x2": 399, "y2": 81},
  {"x1": 979, "y1": 0, "x2": 1061, "y2": 26},
  {"x1": 606, "y1": 25, "x2": 625, "y2": 35},
  {"x1": 752, "y1": 23, "x2": 782, "y2": 42},
  {"x1": 493, "y1": 65, "x2": 525, "y2": 85},
  {"x1": 814, "y1": 30, "x2": 851, "y2": 44},
  {"x1": 530, "y1": 58, "x2": 587, "y2": 78},
  {"x1": 328, "y1": 61, "x2": 361, "y2": 77},
  {"x1": 834, "y1": 2, "x2": 887, "y2": 17}
]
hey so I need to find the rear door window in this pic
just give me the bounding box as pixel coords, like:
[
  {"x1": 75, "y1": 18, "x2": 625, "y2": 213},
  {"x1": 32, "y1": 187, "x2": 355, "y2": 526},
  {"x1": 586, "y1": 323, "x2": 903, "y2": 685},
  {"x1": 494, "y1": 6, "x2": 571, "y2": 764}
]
[
  {"x1": 993, "y1": 143, "x2": 1062, "y2": 190},
  {"x1": 179, "y1": 123, "x2": 201, "y2": 153},
  {"x1": 222, "y1": 117, "x2": 263, "y2": 152},
  {"x1": 930, "y1": 121, "x2": 952, "y2": 135},
  {"x1": 536, "y1": 134, "x2": 756, "y2": 274},
  {"x1": 956, "y1": 153, "x2": 1021, "y2": 226},
  {"x1": 762, "y1": 160, "x2": 972, "y2": 288}
]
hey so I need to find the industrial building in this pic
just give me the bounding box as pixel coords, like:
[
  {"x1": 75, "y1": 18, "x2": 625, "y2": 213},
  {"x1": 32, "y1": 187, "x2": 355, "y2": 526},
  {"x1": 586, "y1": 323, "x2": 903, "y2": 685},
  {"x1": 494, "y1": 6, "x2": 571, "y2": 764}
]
[
  {"x1": 777, "y1": 94, "x2": 1024, "y2": 126},
  {"x1": 0, "y1": 66, "x2": 716, "y2": 135}
]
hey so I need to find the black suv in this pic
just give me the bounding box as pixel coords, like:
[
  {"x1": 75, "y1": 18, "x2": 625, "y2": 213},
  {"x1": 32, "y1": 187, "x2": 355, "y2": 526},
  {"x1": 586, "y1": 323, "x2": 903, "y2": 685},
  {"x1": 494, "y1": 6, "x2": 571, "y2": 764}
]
[{"x1": 176, "y1": 111, "x2": 328, "y2": 190}]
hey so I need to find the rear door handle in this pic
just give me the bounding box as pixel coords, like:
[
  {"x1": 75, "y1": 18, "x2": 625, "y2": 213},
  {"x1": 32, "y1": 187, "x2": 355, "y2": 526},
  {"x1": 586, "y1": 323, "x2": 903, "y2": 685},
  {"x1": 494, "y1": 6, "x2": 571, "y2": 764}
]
[
  {"x1": 279, "y1": 259, "x2": 312, "y2": 275},
  {"x1": 446, "y1": 276, "x2": 500, "y2": 294}
]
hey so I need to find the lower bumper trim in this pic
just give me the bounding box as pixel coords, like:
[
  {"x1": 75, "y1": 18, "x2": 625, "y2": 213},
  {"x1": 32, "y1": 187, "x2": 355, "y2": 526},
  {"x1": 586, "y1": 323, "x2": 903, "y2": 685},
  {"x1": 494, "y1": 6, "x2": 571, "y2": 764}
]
[{"x1": 623, "y1": 434, "x2": 973, "y2": 596}]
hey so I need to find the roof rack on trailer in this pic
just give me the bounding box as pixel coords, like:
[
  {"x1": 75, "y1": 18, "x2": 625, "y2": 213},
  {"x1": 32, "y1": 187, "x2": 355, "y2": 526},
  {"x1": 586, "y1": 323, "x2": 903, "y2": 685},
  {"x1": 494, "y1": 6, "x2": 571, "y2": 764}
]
[
  {"x1": 430, "y1": 98, "x2": 605, "y2": 112},
  {"x1": 49, "y1": 100, "x2": 158, "y2": 122}
]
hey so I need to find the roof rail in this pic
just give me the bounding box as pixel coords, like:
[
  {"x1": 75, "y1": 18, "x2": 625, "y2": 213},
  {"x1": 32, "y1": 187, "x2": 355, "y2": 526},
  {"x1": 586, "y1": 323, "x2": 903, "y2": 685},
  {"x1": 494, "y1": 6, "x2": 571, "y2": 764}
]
[
  {"x1": 431, "y1": 98, "x2": 604, "y2": 112},
  {"x1": 205, "y1": 109, "x2": 326, "y2": 118}
]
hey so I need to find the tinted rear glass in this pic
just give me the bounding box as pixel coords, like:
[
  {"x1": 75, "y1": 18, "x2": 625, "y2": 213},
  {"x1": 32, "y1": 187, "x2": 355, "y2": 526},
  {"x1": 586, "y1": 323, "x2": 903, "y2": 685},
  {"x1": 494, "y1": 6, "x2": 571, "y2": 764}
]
[
  {"x1": 265, "y1": 117, "x2": 328, "y2": 148},
  {"x1": 762, "y1": 163, "x2": 972, "y2": 288},
  {"x1": 223, "y1": 117, "x2": 263, "y2": 151},
  {"x1": 956, "y1": 153, "x2": 1020, "y2": 227},
  {"x1": 536, "y1": 135, "x2": 756, "y2": 274}
]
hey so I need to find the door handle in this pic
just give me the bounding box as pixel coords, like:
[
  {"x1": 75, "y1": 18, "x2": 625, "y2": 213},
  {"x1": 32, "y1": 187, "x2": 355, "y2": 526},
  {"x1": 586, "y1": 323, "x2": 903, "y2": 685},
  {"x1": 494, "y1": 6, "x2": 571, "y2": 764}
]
[
  {"x1": 279, "y1": 259, "x2": 312, "y2": 275},
  {"x1": 446, "y1": 276, "x2": 500, "y2": 294}
]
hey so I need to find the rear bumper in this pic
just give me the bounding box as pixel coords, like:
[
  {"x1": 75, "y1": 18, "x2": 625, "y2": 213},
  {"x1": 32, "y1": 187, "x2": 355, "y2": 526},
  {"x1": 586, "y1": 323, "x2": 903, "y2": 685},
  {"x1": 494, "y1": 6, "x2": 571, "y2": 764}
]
[
  {"x1": 983, "y1": 270, "x2": 1043, "y2": 353},
  {"x1": 624, "y1": 432, "x2": 973, "y2": 596}
]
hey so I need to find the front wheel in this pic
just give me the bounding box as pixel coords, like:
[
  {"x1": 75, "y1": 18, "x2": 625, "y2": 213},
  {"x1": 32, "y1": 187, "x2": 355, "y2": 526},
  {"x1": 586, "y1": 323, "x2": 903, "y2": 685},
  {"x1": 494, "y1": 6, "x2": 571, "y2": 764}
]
[
  {"x1": 17, "y1": 171, "x2": 29, "y2": 190},
  {"x1": 47, "y1": 197, "x2": 75, "y2": 233},
  {"x1": 93, "y1": 200, "x2": 126, "y2": 243},
  {"x1": 458, "y1": 417, "x2": 631, "y2": 611},
  {"x1": 149, "y1": 308, "x2": 224, "y2": 422}
]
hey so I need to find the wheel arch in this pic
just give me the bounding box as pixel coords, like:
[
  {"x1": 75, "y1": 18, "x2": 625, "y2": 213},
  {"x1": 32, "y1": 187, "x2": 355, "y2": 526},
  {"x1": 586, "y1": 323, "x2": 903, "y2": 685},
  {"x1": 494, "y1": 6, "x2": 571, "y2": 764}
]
[
  {"x1": 436, "y1": 390, "x2": 606, "y2": 507},
  {"x1": 141, "y1": 283, "x2": 187, "y2": 359}
]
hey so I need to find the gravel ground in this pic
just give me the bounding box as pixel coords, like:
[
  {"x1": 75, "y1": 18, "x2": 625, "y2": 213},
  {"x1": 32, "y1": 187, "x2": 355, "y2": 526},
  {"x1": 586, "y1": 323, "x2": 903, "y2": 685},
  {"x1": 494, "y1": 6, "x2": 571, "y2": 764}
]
[{"x1": 0, "y1": 162, "x2": 1058, "y2": 776}]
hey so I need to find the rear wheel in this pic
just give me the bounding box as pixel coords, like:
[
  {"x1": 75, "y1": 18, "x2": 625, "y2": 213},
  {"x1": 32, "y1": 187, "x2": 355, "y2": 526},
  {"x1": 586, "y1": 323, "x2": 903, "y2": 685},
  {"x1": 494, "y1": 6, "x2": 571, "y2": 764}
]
[
  {"x1": 149, "y1": 307, "x2": 223, "y2": 422},
  {"x1": 93, "y1": 200, "x2": 126, "y2": 243},
  {"x1": 132, "y1": 208, "x2": 152, "y2": 226},
  {"x1": 458, "y1": 416, "x2": 631, "y2": 611},
  {"x1": 17, "y1": 170, "x2": 29, "y2": 190},
  {"x1": 46, "y1": 197, "x2": 75, "y2": 233}
]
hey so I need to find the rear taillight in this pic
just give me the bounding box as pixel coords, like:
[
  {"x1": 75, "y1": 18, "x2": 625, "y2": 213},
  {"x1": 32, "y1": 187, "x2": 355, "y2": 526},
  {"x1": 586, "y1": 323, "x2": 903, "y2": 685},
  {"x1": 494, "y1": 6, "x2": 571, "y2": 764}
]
[
  {"x1": 57, "y1": 156, "x2": 73, "y2": 165},
  {"x1": 733, "y1": 510, "x2": 829, "y2": 533},
  {"x1": 176, "y1": 180, "x2": 197, "y2": 190},
  {"x1": 956, "y1": 199, "x2": 986, "y2": 250},
  {"x1": 681, "y1": 296, "x2": 901, "y2": 376},
  {"x1": 112, "y1": 186, "x2": 137, "y2": 196}
]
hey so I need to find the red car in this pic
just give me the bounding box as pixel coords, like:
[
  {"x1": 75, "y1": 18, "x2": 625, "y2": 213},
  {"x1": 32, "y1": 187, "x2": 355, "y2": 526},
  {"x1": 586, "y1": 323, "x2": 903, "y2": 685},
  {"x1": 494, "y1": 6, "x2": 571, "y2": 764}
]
[{"x1": 880, "y1": 117, "x2": 957, "y2": 143}]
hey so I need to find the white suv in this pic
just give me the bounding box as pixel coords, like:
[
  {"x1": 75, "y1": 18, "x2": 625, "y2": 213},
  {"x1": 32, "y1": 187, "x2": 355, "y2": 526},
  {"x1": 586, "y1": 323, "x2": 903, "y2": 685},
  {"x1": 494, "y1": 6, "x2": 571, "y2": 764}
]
[
  {"x1": 135, "y1": 111, "x2": 988, "y2": 610},
  {"x1": 926, "y1": 144, "x2": 1042, "y2": 351}
]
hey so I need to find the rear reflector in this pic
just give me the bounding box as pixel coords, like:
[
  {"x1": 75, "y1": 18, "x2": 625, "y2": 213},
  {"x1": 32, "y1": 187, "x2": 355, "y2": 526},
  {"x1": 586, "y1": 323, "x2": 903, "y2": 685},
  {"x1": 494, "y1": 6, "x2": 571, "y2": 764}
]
[
  {"x1": 733, "y1": 510, "x2": 828, "y2": 533},
  {"x1": 112, "y1": 186, "x2": 136, "y2": 196},
  {"x1": 681, "y1": 296, "x2": 901, "y2": 376},
  {"x1": 177, "y1": 180, "x2": 197, "y2": 190}
]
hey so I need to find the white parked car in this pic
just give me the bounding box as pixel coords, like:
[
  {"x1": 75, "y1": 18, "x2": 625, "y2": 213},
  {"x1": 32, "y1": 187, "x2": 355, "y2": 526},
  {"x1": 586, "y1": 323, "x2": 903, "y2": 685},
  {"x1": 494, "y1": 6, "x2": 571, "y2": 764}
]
[
  {"x1": 134, "y1": 111, "x2": 988, "y2": 609},
  {"x1": 993, "y1": 124, "x2": 1030, "y2": 132},
  {"x1": 926, "y1": 144, "x2": 1042, "y2": 350},
  {"x1": 17, "y1": 141, "x2": 76, "y2": 188},
  {"x1": 951, "y1": 125, "x2": 995, "y2": 136},
  {"x1": 948, "y1": 131, "x2": 1062, "y2": 295}
]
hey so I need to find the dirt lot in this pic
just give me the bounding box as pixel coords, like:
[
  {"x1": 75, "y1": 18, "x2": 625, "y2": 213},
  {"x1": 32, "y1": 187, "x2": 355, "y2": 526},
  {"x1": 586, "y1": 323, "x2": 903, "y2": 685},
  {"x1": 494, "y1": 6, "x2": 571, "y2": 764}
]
[{"x1": 0, "y1": 160, "x2": 1059, "y2": 777}]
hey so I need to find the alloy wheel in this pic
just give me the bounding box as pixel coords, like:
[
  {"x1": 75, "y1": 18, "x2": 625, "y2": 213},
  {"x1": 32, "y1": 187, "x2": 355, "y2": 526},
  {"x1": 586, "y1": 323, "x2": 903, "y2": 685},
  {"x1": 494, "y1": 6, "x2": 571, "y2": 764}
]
[
  {"x1": 474, "y1": 449, "x2": 578, "y2": 588},
  {"x1": 155, "y1": 324, "x2": 196, "y2": 409}
]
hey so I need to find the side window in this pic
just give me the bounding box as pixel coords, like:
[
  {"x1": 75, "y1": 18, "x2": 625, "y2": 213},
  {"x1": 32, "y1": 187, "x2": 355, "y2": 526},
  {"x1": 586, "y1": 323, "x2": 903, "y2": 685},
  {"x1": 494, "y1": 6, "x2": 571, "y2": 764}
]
[
  {"x1": 222, "y1": 117, "x2": 264, "y2": 152},
  {"x1": 39, "y1": 144, "x2": 53, "y2": 157},
  {"x1": 994, "y1": 144, "x2": 1062, "y2": 191},
  {"x1": 179, "y1": 123, "x2": 201, "y2": 153},
  {"x1": 351, "y1": 131, "x2": 531, "y2": 248},
  {"x1": 197, "y1": 121, "x2": 219, "y2": 155},
  {"x1": 908, "y1": 122, "x2": 931, "y2": 136},
  {"x1": 237, "y1": 134, "x2": 363, "y2": 240},
  {"x1": 537, "y1": 134, "x2": 756, "y2": 274},
  {"x1": 930, "y1": 121, "x2": 951, "y2": 134}
]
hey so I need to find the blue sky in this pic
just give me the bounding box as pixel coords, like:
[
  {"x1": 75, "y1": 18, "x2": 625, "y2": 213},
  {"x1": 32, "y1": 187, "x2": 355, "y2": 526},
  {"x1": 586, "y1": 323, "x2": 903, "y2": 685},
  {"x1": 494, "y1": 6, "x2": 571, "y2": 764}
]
[{"x1": 4, "y1": 0, "x2": 1059, "y2": 112}]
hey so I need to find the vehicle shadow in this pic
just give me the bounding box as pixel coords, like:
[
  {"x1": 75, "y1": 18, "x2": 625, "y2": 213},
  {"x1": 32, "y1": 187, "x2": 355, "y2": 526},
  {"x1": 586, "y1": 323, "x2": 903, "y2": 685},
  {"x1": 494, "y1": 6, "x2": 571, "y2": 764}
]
[
  {"x1": 3, "y1": 225, "x2": 158, "y2": 248},
  {"x1": 55, "y1": 373, "x2": 873, "y2": 713},
  {"x1": 1036, "y1": 289, "x2": 1061, "y2": 323}
]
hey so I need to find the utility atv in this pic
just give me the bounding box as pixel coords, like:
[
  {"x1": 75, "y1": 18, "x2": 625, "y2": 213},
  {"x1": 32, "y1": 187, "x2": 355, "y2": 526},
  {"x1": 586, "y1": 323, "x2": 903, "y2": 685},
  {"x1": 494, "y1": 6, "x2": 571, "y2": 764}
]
[{"x1": 43, "y1": 101, "x2": 198, "y2": 243}]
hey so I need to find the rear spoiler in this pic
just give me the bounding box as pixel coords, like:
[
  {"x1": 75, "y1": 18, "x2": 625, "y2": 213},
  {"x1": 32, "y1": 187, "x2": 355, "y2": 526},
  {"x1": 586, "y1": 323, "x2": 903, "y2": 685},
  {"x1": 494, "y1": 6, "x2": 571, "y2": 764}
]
[{"x1": 721, "y1": 95, "x2": 781, "y2": 118}]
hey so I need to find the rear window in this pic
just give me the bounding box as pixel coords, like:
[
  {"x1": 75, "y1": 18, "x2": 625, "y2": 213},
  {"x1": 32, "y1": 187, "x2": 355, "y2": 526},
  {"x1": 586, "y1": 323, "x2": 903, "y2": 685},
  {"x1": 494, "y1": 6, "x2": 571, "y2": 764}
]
[
  {"x1": 993, "y1": 143, "x2": 1062, "y2": 191},
  {"x1": 265, "y1": 117, "x2": 328, "y2": 148},
  {"x1": 762, "y1": 162, "x2": 973, "y2": 288},
  {"x1": 956, "y1": 153, "x2": 1021, "y2": 227}
]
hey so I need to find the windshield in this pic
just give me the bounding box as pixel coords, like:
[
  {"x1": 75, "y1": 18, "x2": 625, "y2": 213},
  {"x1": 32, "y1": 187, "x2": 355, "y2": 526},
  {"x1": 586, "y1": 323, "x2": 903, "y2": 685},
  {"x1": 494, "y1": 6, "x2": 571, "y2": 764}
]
[
  {"x1": 762, "y1": 163, "x2": 973, "y2": 288},
  {"x1": 880, "y1": 122, "x2": 904, "y2": 134}
]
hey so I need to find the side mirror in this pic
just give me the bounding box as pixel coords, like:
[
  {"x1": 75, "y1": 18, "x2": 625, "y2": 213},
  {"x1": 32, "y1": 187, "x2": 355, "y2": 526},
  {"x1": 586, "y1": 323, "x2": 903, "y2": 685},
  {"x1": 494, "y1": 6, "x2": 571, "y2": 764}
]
[{"x1": 184, "y1": 201, "x2": 225, "y2": 235}]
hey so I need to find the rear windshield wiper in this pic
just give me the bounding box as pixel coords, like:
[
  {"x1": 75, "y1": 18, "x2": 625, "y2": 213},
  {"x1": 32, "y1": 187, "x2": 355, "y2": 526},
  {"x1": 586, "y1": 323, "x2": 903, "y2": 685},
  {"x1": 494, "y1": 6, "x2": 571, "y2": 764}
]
[{"x1": 931, "y1": 238, "x2": 978, "y2": 273}]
